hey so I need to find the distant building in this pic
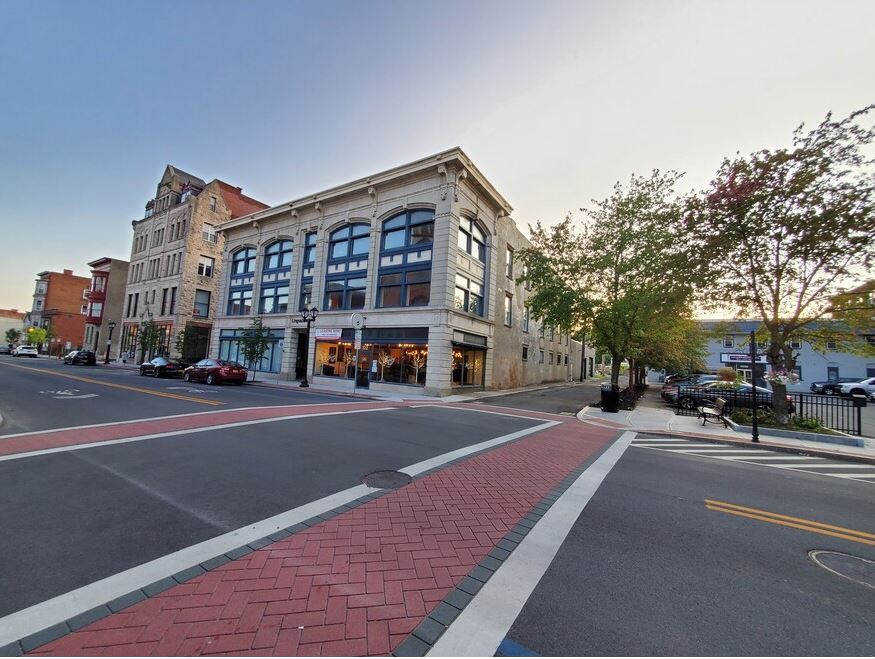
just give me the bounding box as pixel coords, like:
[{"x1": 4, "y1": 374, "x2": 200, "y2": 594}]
[
  {"x1": 119, "y1": 165, "x2": 268, "y2": 362},
  {"x1": 212, "y1": 148, "x2": 590, "y2": 395},
  {"x1": 83, "y1": 257, "x2": 130, "y2": 360},
  {"x1": 24, "y1": 269, "x2": 92, "y2": 353},
  {"x1": 0, "y1": 308, "x2": 25, "y2": 341},
  {"x1": 699, "y1": 319, "x2": 874, "y2": 391}
]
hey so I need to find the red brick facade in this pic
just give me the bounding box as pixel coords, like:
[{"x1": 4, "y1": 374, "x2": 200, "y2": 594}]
[{"x1": 38, "y1": 269, "x2": 92, "y2": 352}]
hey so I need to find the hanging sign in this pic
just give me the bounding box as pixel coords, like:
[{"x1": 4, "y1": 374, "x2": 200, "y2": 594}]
[{"x1": 721, "y1": 353, "x2": 767, "y2": 364}]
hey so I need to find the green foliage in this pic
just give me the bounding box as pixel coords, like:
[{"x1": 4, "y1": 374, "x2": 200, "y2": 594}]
[
  {"x1": 717, "y1": 366, "x2": 737, "y2": 382},
  {"x1": 5, "y1": 328, "x2": 21, "y2": 345},
  {"x1": 518, "y1": 170, "x2": 702, "y2": 386},
  {"x1": 26, "y1": 326, "x2": 46, "y2": 347},
  {"x1": 137, "y1": 320, "x2": 161, "y2": 359},
  {"x1": 730, "y1": 408, "x2": 827, "y2": 433},
  {"x1": 688, "y1": 106, "x2": 875, "y2": 421},
  {"x1": 174, "y1": 325, "x2": 200, "y2": 362},
  {"x1": 239, "y1": 317, "x2": 271, "y2": 381}
]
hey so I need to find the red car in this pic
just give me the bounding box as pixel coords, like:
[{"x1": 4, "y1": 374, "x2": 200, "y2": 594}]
[{"x1": 183, "y1": 359, "x2": 248, "y2": 385}]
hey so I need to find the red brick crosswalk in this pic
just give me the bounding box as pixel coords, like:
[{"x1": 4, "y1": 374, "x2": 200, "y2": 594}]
[{"x1": 28, "y1": 418, "x2": 618, "y2": 656}]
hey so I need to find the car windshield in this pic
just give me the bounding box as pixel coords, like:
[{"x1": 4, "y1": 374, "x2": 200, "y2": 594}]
[{"x1": 152, "y1": 358, "x2": 167, "y2": 365}]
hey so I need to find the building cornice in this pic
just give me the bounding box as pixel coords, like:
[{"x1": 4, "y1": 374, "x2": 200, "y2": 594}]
[{"x1": 218, "y1": 148, "x2": 513, "y2": 232}]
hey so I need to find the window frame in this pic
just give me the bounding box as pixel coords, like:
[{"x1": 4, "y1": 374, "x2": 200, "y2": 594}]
[
  {"x1": 263, "y1": 240, "x2": 293, "y2": 272},
  {"x1": 231, "y1": 247, "x2": 257, "y2": 275},
  {"x1": 193, "y1": 289, "x2": 211, "y2": 318},
  {"x1": 457, "y1": 217, "x2": 486, "y2": 262},
  {"x1": 197, "y1": 255, "x2": 215, "y2": 278},
  {"x1": 377, "y1": 268, "x2": 431, "y2": 309},
  {"x1": 454, "y1": 274, "x2": 484, "y2": 316},
  {"x1": 380, "y1": 210, "x2": 435, "y2": 253},
  {"x1": 259, "y1": 284, "x2": 290, "y2": 315},
  {"x1": 227, "y1": 288, "x2": 253, "y2": 316},
  {"x1": 504, "y1": 293, "x2": 513, "y2": 326},
  {"x1": 324, "y1": 275, "x2": 367, "y2": 311}
]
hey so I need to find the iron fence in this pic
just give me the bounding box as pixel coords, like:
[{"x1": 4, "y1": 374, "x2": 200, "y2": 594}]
[{"x1": 672, "y1": 386, "x2": 864, "y2": 436}]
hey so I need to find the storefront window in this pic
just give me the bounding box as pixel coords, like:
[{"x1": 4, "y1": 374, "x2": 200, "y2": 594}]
[
  {"x1": 314, "y1": 329, "x2": 429, "y2": 386},
  {"x1": 452, "y1": 348, "x2": 485, "y2": 387},
  {"x1": 219, "y1": 328, "x2": 284, "y2": 373}
]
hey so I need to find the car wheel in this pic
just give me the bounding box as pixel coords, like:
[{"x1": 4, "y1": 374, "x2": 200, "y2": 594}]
[
  {"x1": 206, "y1": 374, "x2": 216, "y2": 385},
  {"x1": 851, "y1": 388, "x2": 865, "y2": 397},
  {"x1": 183, "y1": 372, "x2": 191, "y2": 382},
  {"x1": 679, "y1": 396, "x2": 696, "y2": 410},
  {"x1": 153, "y1": 368, "x2": 161, "y2": 378},
  {"x1": 139, "y1": 367, "x2": 146, "y2": 376}
]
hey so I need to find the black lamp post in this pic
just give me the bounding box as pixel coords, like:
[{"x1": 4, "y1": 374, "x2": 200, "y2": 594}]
[
  {"x1": 299, "y1": 307, "x2": 318, "y2": 387},
  {"x1": 749, "y1": 330, "x2": 759, "y2": 443},
  {"x1": 104, "y1": 321, "x2": 116, "y2": 364}
]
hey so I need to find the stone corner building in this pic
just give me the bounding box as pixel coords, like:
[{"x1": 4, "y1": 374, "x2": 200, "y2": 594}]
[
  {"x1": 120, "y1": 165, "x2": 268, "y2": 363},
  {"x1": 212, "y1": 148, "x2": 588, "y2": 396}
]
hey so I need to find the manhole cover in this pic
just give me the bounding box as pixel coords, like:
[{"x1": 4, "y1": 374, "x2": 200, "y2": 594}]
[
  {"x1": 362, "y1": 470, "x2": 412, "y2": 489},
  {"x1": 809, "y1": 550, "x2": 875, "y2": 590}
]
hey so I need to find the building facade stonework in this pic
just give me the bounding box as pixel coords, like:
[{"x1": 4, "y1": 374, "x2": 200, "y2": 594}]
[
  {"x1": 120, "y1": 166, "x2": 267, "y2": 362},
  {"x1": 212, "y1": 149, "x2": 587, "y2": 396},
  {"x1": 24, "y1": 269, "x2": 91, "y2": 353}
]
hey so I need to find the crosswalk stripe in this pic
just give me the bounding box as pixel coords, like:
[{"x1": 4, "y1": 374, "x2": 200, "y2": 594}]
[
  {"x1": 632, "y1": 443, "x2": 722, "y2": 448},
  {"x1": 664, "y1": 449, "x2": 776, "y2": 454},
  {"x1": 779, "y1": 463, "x2": 875, "y2": 469}
]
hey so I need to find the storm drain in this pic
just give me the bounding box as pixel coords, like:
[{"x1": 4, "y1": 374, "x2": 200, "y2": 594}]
[
  {"x1": 809, "y1": 550, "x2": 875, "y2": 590},
  {"x1": 362, "y1": 470, "x2": 412, "y2": 489}
]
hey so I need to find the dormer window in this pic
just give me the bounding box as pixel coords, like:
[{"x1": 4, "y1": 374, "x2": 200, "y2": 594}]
[{"x1": 181, "y1": 190, "x2": 193, "y2": 203}]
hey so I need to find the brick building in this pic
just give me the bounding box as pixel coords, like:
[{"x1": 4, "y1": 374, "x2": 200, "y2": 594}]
[
  {"x1": 120, "y1": 166, "x2": 268, "y2": 362},
  {"x1": 24, "y1": 269, "x2": 92, "y2": 353},
  {"x1": 83, "y1": 257, "x2": 130, "y2": 360}
]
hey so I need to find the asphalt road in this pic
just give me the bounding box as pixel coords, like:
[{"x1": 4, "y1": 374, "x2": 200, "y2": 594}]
[
  {"x1": 0, "y1": 405, "x2": 539, "y2": 617},
  {"x1": 505, "y1": 441, "x2": 875, "y2": 656},
  {"x1": 0, "y1": 356, "x2": 354, "y2": 435},
  {"x1": 477, "y1": 381, "x2": 608, "y2": 415}
]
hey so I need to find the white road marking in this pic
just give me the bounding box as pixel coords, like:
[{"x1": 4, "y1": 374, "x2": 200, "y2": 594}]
[
  {"x1": 428, "y1": 431, "x2": 634, "y2": 657},
  {"x1": 632, "y1": 442, "x2": 728, "y2": 448},
  {"x1": 665, "y1": 448, "x2": 778, "y2": 454},
  {"x1": 776, "y1": 463, "x2": 875, "y2": 469},
  {"x1": 0, "y1": 410, "x2": 557, "y2": 647}
]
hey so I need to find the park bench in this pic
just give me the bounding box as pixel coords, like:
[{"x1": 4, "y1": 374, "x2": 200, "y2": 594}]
[{"x1": 699, "y1": 397, "x2": 728, "y2": 428}]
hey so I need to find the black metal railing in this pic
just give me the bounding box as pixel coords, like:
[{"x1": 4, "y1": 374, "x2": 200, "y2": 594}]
[{"x1": 672, "y1": 386, "x2": 864, "y2": 435}]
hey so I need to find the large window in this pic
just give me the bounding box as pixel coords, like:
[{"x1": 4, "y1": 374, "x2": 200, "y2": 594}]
[
  {"x1": 458, "y1": 217, "x2": 486, "y2": 261},
  {"x1": 381, "y1": 210, "x2": 434, "y2": 252},
  {"x1": 194, "y1": 289, "x2": 210, "y2": 317},
  {"x1": 198, "y1": 256, "x2": 214, "y2": 278},
  {"x1": 228, "y1": 289, "x2": 252, "y2": 316},
  {"x1": 219, "y1": 328, "x2": 284, "y2": 373},
  {"x1": 231, "y1": 248, "x2": 256, "y2": 275},
  {"x1": 505, "y1": 245, "x2": 514, "y2": 278},
  {"x1": 303, "y1": 232, "x2": 317, "y2": 265},
  {"x1": 378, "y1": 270, "x2": 431, "y2": 308},
  {"x1": 264, "y1": 240, "x2": 293, "y2": 271},
  {"x1": 328, "y1": 224, "x2": 370, "y2": 261},
  {"x1": 325, "y1": 276, "x2": 366, "y2": 310},
  {"x1": 504, "y1": 293, "x2": 513, "y2": 326},
  {"x1": 299, "y1": 282, "x2": 313, "y2": 311},
  {"x1": 260, "y1": 285, "x2": 289, "y2": 314},
  {"x1": 202, "y1": 224, "x2": 217, "y2": 244},
  {"x1": 454, "y1": 275, "x2": 484, "y2": 316}
]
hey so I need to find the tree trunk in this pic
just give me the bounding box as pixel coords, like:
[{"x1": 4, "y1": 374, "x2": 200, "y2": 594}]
[
  {"x1": 770, "y1": 380, "x2": 790, "y2": 425},
  {"x1": 610, "y1": 355, "x2": 621, "y2": 388}
]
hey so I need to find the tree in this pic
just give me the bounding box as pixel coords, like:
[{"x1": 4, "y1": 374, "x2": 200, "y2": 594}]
[
  {"x1": 174, "y1": 325, "x2": 200, "y2": 362},
  {"x1": 5, "y1": 328, "x2": 21, "y2": 345},
  {"x1": 688, "y1": 106, "x2": 875, "y2": 422},
  {"x1": 518, "y1": 170, "x2": 701, "y2": 389},
  {"x1": 238, "y1": 317, "x2": 271, "y2": 382},
  {"x1": 26, "y1": 326, "x2": 47, "y2": 351},
  {"x1": 137, "y1": 320, "x2": 161, "y2": 362}
]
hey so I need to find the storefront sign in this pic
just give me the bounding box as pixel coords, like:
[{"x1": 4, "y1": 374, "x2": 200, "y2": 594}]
[
  {"x1": 721, "y1": 352, "x2": 767, "y2": 364},
  {"x1": 314, "y1": 328, "x2": 343, "y2": 341}
]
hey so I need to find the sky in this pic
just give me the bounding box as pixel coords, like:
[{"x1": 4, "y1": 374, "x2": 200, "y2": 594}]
[{"x1": 1, "y1": 0, "x2": 873, "y2": 312}]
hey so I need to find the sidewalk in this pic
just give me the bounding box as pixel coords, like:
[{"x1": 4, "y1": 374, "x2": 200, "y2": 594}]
[
  {"x1": 8, "y1": 407, "x2": 620, "y2": 657},
  {"x1": 578, "y1": 393, "x2": 875, "y2": 464}
]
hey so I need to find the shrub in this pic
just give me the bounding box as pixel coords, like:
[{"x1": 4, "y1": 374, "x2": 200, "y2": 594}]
[{"x1": 717, "y1": 366, "x2": 738, "y2": 382}]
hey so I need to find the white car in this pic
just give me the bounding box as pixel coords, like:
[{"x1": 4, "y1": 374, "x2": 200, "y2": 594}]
[
  {"x1": 12, "y1": 345, "x2": 38, "y2": 358},
  {"x1": 839, "y1": 377, "x2": 875, "y2": 398}
]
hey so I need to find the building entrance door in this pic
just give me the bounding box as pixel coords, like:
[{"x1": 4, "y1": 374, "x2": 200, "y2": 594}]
[
  {"x1": 295, "y1": 333, "x2": 307, "y2": 380},
  {"x1": 355, "y1": 349, "x2": 371, "y2": 388}
]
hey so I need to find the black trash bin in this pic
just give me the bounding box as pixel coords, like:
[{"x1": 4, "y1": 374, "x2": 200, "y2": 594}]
[{"x1": 601, "y1": 383, "x2": 620, "y2": 413}]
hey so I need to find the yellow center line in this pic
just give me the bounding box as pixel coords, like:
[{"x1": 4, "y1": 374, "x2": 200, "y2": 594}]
[
  {"x1": 0, "y1": 362, "x2": 224, "y2": 406},
  {"x1": 705, "y1": 499, "x2": 875, "y2": 547}
]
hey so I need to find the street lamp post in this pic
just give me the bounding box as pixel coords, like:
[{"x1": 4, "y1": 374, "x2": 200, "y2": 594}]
[
  {"x1": 299, "y1": 307, "x2": 319, "y2": 388},
  {"x1": 749, "y1": 330, "x2": 759, "y2": 443},
  {"x1": 104, "y1": 321, "x2": 117, "y2": 364}
]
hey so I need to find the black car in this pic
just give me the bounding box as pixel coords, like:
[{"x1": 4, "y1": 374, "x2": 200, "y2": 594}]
[
  {"x1": 809, "y1": 377, "x2": 859, "y2": 395},
  {"x1": 139, "y1": 357, "x2": 188, "y2": 378},
  {"x1": 63, "y1": 350, "x2": 96, "y2": 366},
  {"x1": 675, "y1": 381, "x2": 795, "y2": 414}
]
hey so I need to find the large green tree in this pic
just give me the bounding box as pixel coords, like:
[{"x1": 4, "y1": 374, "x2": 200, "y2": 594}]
[
  {"x1": 519, "y1": 170, "x2": 701, "y2": 388},
  {"x1": 5, "y1": 328, "x2": 21, "y2": 345},
  {"x1": 137, "y1": 320, "x2": 161, "y2": 362},
  {"x1": 174, "y1": 325, "x2": 200, "y2": 362},
  {"x1": 688, "y1": 106, "x2": 875, "y2": 422}
]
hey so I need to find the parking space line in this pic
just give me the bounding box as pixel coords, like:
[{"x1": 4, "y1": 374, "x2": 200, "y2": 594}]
[{"x1": 0, "y1": 362, "x2": 223, "y2": 405}]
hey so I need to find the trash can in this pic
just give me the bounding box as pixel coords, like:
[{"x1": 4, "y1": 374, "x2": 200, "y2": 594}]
[{"x1": 601, "y1": 383, "x2": 620, "y2": 413}]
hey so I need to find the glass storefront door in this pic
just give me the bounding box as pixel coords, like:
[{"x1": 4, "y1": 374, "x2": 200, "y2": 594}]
[{"x1": 452, "y1": 347, "x2": 485, "y2": 387}]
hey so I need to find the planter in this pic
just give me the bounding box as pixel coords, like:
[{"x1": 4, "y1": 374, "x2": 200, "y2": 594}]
[{"x1": 725, "y1": 419, "x2": 864, "y2": 447}]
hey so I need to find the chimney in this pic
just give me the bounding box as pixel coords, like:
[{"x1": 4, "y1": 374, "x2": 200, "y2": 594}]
[{"x1": 63, "y1": 269, "x2": 73, "y2": 275}]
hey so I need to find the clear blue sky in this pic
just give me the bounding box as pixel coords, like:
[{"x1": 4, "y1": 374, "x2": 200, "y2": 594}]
[{"x1": 1, "y1": 0, "x2": 873, "y2": 311}]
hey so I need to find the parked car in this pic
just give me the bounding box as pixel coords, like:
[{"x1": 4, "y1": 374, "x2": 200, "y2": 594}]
[
  {"x1": 661, "y1": 374, "x2": 719, "y2": 401},
  {"x1": 12, "y1": 345, "x2": 38, "y2": 358},
  {"x1": 839, "y1": 377, "x2": 875, "y2": 398},
  {"x1": 0, "y1": 344, "x2": 11, "y2": 355},
  {"x1": 809, "y1": 377, "x2": 860, "y2": 395},
  {"x1": 139, "y1": 357, "x2": 188, "y2": 378},
  {"x1": 183, "y1": 359, "x2": 247, "y2": 385},
  {"x1": 674, "y1": 380, "x2": 795, "y2": 414},
  {"x1": 63, "y1": 350, "x2": 97, "y2": 365}
]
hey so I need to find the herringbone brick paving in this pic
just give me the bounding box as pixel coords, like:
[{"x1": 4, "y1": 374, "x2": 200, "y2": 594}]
[{"x1": 29, "y1": 419, "x2": 618, "y2": 656}]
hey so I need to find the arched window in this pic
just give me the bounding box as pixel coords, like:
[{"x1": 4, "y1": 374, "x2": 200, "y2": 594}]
[
  {"x1": 231, "y1": 248, "x2": 256, "y2": 275},
  {"x1": 457, "y1": 217, "x2": 486, "y2": 262},
  {"x1": 377, "y1": 210, "x2": 434, "y2": 308},
  {"x1": 324, "y1": 223, "x2": 370, "y2": 311},
  {"x1": 227, "y1": 248, "x2": 256, "y2": 316},
  {"x1": 263, "y1": 240, "x2": 293, "y2": 271}
]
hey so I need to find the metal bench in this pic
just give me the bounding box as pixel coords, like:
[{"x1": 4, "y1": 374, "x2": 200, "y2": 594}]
[{"x1": 698, "y1": 397, "x2": 728, "y2": 427}]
